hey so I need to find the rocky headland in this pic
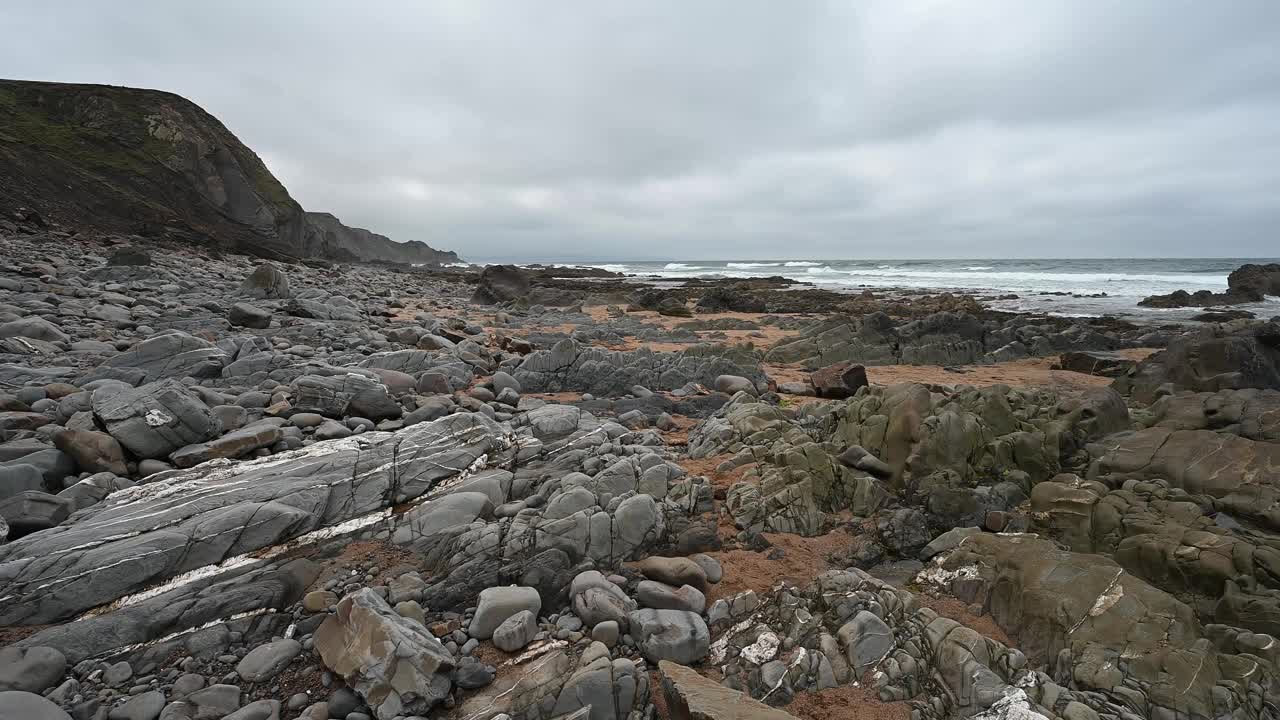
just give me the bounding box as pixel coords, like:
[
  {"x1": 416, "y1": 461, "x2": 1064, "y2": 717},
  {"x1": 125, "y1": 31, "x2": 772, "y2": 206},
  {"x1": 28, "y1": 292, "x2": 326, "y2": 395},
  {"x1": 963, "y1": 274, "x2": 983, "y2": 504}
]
[{"x1": 2, "y1": 79, "x2": 1280, "y2": 720}]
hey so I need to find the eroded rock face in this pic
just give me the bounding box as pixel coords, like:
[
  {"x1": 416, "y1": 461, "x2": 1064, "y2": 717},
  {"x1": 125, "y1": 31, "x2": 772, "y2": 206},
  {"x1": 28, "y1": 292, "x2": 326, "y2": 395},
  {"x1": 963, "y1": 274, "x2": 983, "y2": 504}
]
[
  {"x1": 691, "y1": 384, "x2": 1120, "y2": 540},
  {"x1": 315, "y1": 588, "x2": 454, "y2": 720},
  {"x1": 1114, "y1": 319, "x2": 1280, "y2": 404},
  {"x1": 1087, "y1": 427, "x2": 1280, "y2": 529},
  {"x1": 1141, "y1": 388, "x2": 1280, "y2": 443},
  {"x1": 925, "y1": 533, "x2": 1277, "y2": 720}
]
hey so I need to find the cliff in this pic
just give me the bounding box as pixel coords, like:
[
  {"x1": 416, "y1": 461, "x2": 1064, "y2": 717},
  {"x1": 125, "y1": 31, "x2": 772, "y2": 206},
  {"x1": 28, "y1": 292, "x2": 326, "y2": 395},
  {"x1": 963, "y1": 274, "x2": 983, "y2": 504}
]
[
  {"x1": 0, "y1": 79, "x2": 457, "y2": 264},
  {"x1": 303, "y1": 212, "x2": 457, "y2": 265}
]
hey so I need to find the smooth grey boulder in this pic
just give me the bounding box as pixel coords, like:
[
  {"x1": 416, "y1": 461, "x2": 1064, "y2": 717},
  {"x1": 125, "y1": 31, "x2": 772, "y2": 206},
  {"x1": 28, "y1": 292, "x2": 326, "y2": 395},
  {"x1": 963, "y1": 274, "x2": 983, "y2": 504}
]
[
  {"x1": 0, "y1": 646, "x2": 66, "y2": 693},
  {"x1": 170, "y1": 424, "x2": 283, "y2": 468},
  {"x1": 236, "y1": 639, "x2": 301, "y2": 682},
  {"x1": 468, "y1": 586, "x2": 542, "y2": 640},
  {"x1": 713, "y1": 374, "x2": 757, "y2": 396},
  {"x1": 222, "y1": 700, "x2": 280, "y2": 720},
  {"x1": 629, "y1": 609, "x2": 710, "y2": 664},
  {"x1": 0, "y1": 691, "x2": 72, "y2": 720},
  {"x1": 0, "y1": 318, "x2": 69, "y2": 344},
  {"x1": 0, "y1": 412, "x2": 507, "y2": 625},
  {"x1": 635, "y1": 581, "x2": 706, "y2": 614},
  {"x1": 107, "y1": 690, "x2": 165, "y2": 720},
  {"x1": 92, "y1": 380, "x2": 222, "y2": 459},
  {"x1": 492, "y1": 609, "x2": 538, "y2": 652},
  {"x1": 0, "y1": 464, "x2": 45, "y2": 500},
  {"x1": 290, "y1": 374, "x2": 402, "y2": 421}
]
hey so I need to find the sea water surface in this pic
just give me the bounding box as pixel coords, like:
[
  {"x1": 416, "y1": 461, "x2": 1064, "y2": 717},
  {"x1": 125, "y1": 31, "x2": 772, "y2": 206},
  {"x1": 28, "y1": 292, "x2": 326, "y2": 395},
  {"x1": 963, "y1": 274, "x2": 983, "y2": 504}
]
[{"x1": 557, "y1": 258, "x2": 1280, "y2": 321}]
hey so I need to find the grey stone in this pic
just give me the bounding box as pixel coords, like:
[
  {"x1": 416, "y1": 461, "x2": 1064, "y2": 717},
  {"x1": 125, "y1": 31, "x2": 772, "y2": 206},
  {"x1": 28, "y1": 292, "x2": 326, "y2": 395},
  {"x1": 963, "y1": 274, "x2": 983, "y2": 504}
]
[
  {"x1": 0, "y1": 646, "x2": 66, "y2": 693},
  {"x1": 236, "y1": 639, "x2": 301, "y2": 683},
  {"x1": 0, "y1": 691, "x2": 72, "y2": 720},
  {"x1": 571, "y1": 571, "x2": 637, "y2": 630},
  {"x1": 629, "y1": 609, "x2": 709, "y2": 664},
  {"x1": 836, "y1": 610, "x2": 893, "y2": 675},
  {"x1": 108, "y1": 690, "x2": 165, "y2": 720},
  {"x1": 228, "y1": 303, "x2": 272, "y2": 330},
  {"x1": 92, "y1": 380, "x2": 222, "y2": 460},
  {"x1": 314, "y1": 588, "x2": 454, "y2": 719},
  {"x1": 492, "y1": 609, "x2": 538, "y2": 652},
  {"x1": 635, "y1": 581, "x2": 706, "y2": 614},
  {"x1": 468, "y1": 586, "x2": 542, "y2": 640}
]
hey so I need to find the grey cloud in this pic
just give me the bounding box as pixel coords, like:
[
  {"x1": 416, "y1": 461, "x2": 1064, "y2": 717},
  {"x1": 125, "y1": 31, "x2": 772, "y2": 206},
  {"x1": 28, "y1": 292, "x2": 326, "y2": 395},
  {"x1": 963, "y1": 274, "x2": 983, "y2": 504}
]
[{"x1": 2, "y1": 0, "x2": 1278, "y2": 260}]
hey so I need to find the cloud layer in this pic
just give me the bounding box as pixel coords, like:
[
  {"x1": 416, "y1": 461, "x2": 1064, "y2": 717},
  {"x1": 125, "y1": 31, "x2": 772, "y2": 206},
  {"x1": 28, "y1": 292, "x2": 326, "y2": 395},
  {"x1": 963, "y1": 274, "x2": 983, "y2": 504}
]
[{"x1": 4, "y1": 1, "x2": 1279, "y2": 260}]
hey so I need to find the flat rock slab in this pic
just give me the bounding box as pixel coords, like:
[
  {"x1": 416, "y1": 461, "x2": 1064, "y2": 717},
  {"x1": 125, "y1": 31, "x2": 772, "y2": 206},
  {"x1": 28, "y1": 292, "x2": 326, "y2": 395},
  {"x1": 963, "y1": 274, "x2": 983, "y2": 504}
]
[
  {"x1": 0, "y1": 412, "x2": 506, "y2": 625},
  {"x1": 658, "y1": 660, "x2": 799, "y2": 720}
]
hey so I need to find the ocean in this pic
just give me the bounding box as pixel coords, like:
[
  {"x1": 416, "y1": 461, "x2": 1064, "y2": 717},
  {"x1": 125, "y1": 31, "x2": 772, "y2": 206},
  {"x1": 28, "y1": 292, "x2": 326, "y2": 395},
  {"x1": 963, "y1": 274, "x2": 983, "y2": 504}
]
[{"x1": 560, "y1": 258, "x2": 1280, "y2": 321}]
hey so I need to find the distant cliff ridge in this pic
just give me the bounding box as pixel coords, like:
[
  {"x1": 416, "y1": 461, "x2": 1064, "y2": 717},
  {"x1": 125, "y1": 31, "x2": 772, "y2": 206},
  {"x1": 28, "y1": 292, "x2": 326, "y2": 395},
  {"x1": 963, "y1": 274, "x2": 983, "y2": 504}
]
[
  {"x1": 0, "y1": 79, "x2": 458, "y2": 264},
  {"x1": 303, "y1": 211, "x2": 457, "y2": 265}
]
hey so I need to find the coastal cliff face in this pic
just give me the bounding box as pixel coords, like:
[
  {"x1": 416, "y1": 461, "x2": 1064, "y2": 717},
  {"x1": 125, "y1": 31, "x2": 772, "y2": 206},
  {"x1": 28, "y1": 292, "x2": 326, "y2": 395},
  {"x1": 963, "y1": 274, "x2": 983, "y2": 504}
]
[{"x1": 0, "y1": 79, "x2": 456, "y2": 263}]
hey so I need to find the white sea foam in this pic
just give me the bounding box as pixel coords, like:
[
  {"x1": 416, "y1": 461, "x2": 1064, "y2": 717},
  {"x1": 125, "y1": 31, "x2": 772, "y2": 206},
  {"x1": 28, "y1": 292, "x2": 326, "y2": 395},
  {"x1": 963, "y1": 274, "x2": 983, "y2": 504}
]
[
  {"x1": 784, "y1": 260, "x2": 821, "y2": 266},
  {"x1": 727, "y1": 262, "x2": 781, "y2": 268}
]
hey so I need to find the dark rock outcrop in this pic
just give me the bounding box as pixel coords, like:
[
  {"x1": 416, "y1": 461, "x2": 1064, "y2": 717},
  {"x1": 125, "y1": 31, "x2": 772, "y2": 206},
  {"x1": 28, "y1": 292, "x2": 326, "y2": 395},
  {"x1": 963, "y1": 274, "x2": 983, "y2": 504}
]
[
  {"x1": 1113, "y1": 319, "x2": 1280, "y2": 403},
  {"x1": 470, "y1": 265, "x2": 532, "y2": 305}
]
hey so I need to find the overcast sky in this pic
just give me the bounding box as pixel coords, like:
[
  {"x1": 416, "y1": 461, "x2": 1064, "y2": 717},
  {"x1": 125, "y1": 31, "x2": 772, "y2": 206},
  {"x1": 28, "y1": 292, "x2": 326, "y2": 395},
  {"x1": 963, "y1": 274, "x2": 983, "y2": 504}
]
[{"x1": 4, "y1": 1, "x2": 1280, "y2": 260}]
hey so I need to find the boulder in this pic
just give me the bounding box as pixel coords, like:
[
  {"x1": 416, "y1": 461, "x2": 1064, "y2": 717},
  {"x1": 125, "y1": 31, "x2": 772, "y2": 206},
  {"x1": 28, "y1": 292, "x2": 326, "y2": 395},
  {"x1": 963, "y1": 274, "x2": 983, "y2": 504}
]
[
  {"x1": 289, "y1": 374, "x2": 402, "y2": 421},
  {"x1": 809, "y1": 361, "x2": 868, "y2": 399},
  {"x1": 835, "y1": 610, "x2": 893, "y2": 675},
  {"x1": 468, "y1": 586, "x2": 542, "y2": 640},
  {"x1": 92, "y1": 380, "x2": 223, "y2": 459},
  {"x1": 0, "y1": 646, "x2": 66, "y2": 693},
  {"x1": 0, "y1": 491, "x2": 74, "y2": 537},
  {"x1": 170, "y1": 424, "x2": 283, "y2": 468},
  {"x1": 238, "y1": 265, "x2": 290, "y2": 299},
  {"x1": 228, "y1": 303, "x2": 272, "y2": 329},
  {"x1": 492, "y1": 609, "x2": 538, "y2": 652},
  {"x1": 713, "y1": 375, "x2": 757, "y2": 396},
  {"x1": 636, "y1": 581, "x2": 706, "y2": 614},
  {"x1": 236, "y1": 639, "x2": 302, "y2": 683},
  {"x1": 0, "y1": 318, "x2": 69, "y2": 344},
  {"x1": 636, "y1": 556, "x2": 708, "y2": 592},
  {"x1": 0, "y1": 691, "x2": 72, "y2": 720},
  {"x1": 52, "y1": 429, "x2": 128, "y2": 476},
  {"x1": 629, "y1": 609, "x2": 709, "y2": 665},
  {"x1": 315, "y1": 588, "x2": 454, "y2": 720},
  {"x1": 1054, "y1": 350, "x2": 1137, "y2": 377}
]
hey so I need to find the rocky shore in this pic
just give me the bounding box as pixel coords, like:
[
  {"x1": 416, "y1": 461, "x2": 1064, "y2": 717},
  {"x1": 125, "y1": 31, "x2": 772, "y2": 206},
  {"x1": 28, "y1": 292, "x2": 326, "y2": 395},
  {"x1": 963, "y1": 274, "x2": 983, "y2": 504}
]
[{"x1": 2, "y1": 218, "x2": 1280, "y2": 720}]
